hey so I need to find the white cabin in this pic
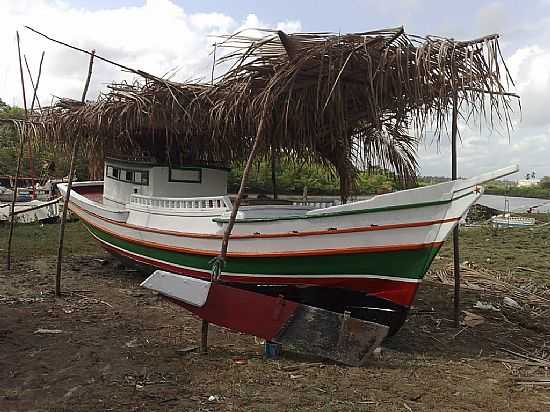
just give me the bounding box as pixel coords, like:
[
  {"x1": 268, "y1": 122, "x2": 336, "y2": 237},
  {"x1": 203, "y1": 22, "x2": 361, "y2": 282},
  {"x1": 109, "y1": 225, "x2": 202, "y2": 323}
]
[{"x1": 103, "y1": 158, "x2": 229, "y2": 208}]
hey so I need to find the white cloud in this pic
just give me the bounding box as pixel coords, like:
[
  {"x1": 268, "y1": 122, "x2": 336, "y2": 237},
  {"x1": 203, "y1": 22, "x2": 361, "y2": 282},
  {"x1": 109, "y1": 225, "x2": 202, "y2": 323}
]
[
  {"x1": 0, "y1": 0, "x2": 300, "y2": 106},
  {"x1": 419, "y1": 5, "x2": 550, "y2": 179},
  {"x1": 477, "y1": 1, "x2": 507, "y2": 35},
  {"x1": 507, "y1": 45, "x2": 550, "y2": 128}
]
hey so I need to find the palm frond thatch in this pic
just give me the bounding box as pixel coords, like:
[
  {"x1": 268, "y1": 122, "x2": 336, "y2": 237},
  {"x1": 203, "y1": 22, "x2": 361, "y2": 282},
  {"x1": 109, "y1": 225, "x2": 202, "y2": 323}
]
[{"x1": 30, "y1": 27, "x2": 516, "y2": 198}]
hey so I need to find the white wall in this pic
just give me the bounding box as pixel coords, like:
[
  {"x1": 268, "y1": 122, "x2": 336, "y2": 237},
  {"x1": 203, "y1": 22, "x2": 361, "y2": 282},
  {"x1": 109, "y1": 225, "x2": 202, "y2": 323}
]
[
  {"x1": 150, "y1": 167, "x2": 227, "y2": 198},
  {"x1": 103, "y1": 160, "x2": 228, "y2": 204}
]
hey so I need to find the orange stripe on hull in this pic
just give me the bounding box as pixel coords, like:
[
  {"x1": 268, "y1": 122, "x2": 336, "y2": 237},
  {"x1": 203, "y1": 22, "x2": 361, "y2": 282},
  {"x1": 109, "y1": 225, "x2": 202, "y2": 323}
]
[
  {"x1": 71, "y1": 193, "x2": 458, "y2": 240},
  {"x1": 73, "y1": 204, "x2": 444, "y2": 258}
]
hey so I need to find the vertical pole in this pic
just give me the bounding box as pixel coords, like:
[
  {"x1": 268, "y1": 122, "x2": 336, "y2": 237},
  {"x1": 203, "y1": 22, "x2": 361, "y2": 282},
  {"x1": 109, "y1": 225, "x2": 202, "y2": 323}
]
[
  {"x1": 7, "y1": 31, "x2": 30, "y2": 270},
  {"x1": 451, "y1": 86, "x2": 460, "y2": 328},
  {"x1": 55, "y1": 50, "x2": 95, "y2": 297},
  {"x1": 271, "y1": 148, "x2": 278, "y2": 200},
  {"x1": 200, "y1": 319, "x2": 209, "y2": 354},
  {"x1": 24, "y1": 52, "x2": 44, "y2": 199},
  {"x1": 6, "y1": 137, "x2": 25, "y2": 270},
  {"x1": 200, "y1": 43, "x2": 219, "y2": 351},
  {"x1": 202, "y1": 118, "x2": 265, "y2": 353}
]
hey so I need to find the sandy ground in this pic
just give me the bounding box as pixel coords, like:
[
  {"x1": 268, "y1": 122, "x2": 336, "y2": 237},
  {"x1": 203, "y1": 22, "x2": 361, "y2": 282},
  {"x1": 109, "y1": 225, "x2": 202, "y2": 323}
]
[{"x1": 1, "y1": 228, "x2": 550, "y2": 411}]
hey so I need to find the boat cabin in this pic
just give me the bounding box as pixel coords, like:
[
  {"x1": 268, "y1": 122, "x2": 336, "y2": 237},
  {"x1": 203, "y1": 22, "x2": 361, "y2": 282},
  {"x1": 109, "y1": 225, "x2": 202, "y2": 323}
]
[{"x1": 103, "y1": 157, "x2": 229, "y2": 208}]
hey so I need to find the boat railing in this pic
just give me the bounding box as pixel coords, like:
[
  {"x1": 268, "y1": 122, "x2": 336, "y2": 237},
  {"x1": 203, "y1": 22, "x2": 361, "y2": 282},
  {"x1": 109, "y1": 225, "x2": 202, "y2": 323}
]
[
  {"x1": 129, "y1": 194, "x2": 232, "y2": 210},
  {"x1": 292, "y1": 200, "x2": 336, "y2": 209}
]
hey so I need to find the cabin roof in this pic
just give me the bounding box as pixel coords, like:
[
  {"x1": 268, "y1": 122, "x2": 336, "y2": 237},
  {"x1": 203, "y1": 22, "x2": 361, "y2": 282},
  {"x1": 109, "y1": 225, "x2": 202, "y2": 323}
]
[{"x1": 28, "y1": 27, "x2": 516, "y2": 197}]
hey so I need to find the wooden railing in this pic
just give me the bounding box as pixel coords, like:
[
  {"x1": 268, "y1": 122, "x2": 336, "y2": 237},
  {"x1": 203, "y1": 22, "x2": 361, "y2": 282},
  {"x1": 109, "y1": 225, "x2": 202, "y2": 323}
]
[{"x1": 129, "y1": 194, "x2": 232, "y2": 210}]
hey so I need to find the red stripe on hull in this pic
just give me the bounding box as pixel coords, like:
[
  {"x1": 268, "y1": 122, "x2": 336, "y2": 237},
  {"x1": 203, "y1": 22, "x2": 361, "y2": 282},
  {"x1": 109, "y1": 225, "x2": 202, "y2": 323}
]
[{"x1": 98, "y1": 239, "x2": 418, "y2": 307}]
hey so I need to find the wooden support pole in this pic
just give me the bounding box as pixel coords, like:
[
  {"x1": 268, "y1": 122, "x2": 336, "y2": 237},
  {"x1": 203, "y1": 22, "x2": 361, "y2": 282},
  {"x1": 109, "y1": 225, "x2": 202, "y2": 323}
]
[
  {"x1": 6, "y1": 31, "x2": 30, "y2": 270},
  {"x1": 6, "y1": 136, "x2": 25, "y2": 271},
  {"x1": 199, "y1": 117, "x2": 267, "y2": 353},
  {"x1": 23, "y1": 52, "x2": 44, "y2": 200},
  {"x1": 200, "y1": 319, "x2": 209, "y2": 354},
  {"x1": 55, "y1": 50, "x2": 95, "y2": 297},
  {"x1": 219, "y1": 118, "x2": 266, "y2": 264},
  {"x1": 24, "y1": 53, "x2": 44, "y2": 111},
  {"x1": 271, "y1": 147, "x2": 278, "y2": 200},
  {"x1": 451, "y1": 86, "x2": 461, "y2": 328}
]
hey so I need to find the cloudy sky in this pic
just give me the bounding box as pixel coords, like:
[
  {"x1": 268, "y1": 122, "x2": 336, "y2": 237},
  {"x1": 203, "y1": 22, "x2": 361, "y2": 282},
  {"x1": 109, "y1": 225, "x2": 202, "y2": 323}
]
[{"x1": 1, "y1": 0, "x2": 549, "y2": 179}]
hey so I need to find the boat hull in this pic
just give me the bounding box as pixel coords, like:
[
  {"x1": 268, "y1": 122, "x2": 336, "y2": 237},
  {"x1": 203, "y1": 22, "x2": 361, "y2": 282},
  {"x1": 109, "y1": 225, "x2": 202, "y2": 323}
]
[{"x1": 59, "y1": 165, "x2": 519, "y2": 342}]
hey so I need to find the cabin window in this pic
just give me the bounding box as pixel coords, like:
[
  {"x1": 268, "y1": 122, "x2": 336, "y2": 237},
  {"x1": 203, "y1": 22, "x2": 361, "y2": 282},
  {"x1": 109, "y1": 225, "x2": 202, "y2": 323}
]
[
  {"x1": 134, "y1": 171, "x2": 149, "y2": 185},
  {"x1": 106, "y1": 165, "x2": 149, "y2": 185},
  {"x1": 169, "y1": 167, "x2": 202, "y2": 183}
]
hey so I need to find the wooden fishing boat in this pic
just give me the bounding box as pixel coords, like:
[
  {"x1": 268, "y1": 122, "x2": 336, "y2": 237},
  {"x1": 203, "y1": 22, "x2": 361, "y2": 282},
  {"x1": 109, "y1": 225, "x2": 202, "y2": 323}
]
[{"x1": 58, "y1": 158, "x2": 518, "y2": 363}]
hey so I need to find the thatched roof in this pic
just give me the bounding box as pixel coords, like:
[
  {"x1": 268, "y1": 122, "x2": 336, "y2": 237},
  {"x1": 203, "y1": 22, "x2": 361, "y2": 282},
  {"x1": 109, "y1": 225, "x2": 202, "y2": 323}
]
[{"x1": 29, "y1": 27, "x2": 516, "y2": 197}]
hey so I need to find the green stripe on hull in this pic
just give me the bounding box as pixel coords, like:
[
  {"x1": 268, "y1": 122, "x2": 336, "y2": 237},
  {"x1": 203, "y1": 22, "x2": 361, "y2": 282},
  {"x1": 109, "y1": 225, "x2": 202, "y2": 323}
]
[{"x1": 85, "y1": 223, "x2": 440, "y2": 280}]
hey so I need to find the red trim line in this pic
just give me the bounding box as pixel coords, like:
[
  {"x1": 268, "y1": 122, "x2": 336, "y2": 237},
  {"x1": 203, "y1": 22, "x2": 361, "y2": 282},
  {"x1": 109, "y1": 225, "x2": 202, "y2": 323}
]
[
  {"x1": 71, "y1": 198, "x2": 458, "y2": 240},
  {"x1": 76, "y1": 205, "x2": 443, "y2": 258}
]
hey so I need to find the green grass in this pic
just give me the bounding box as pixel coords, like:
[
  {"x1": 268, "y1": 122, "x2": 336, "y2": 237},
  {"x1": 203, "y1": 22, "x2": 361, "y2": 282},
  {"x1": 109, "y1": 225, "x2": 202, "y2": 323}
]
[
  {"x1": 0, "y1": 221, "x2": 101, "y2": 259},
  {"x1": 434, "y1": 215, "x2": 550, "y2": 284}
]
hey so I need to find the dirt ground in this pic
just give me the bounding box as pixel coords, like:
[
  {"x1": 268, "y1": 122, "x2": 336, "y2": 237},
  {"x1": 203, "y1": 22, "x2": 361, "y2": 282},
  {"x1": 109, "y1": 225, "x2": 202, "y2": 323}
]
[{"x1": 1, "y1": 222, "x2": 550, "y2": 411}]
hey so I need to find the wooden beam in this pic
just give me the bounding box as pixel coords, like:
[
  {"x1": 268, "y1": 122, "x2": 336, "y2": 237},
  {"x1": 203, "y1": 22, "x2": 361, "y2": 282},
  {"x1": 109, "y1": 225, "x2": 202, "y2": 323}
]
[
  {"x1": 200, "y1": 319, "x2": 209, "y2": 354},
  {"x1": 55, "y1": 50, "x2": 95, "y2": 297},
  {"x1": 271, "y1": 147, "x2": 278, "y2": 200},
  {"x1": 201, "y1": 117, "x2": 267, "y2": 354},
  {"x1": 7, "y1": 31, "x2": 30, "y2": 270},
  {"x1": 451, "y1": 84, "x2": 461, "y2": 328}
]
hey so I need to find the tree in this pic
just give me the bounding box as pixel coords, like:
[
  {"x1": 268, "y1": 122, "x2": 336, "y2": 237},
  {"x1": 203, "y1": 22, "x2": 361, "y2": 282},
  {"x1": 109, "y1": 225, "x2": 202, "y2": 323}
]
[
  {"x1": 540, "y1": 176, "x2": 550, "y2": 189},
  {"x1": 0, "y1": 99, "x2": 23, "y2": 176}
]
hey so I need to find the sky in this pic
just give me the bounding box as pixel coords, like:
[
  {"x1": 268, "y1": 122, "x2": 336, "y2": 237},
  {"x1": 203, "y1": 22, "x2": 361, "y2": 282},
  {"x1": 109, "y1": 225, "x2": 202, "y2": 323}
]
[{"x1": 1, "y1": 0, "x2": 549, "y2": 179}]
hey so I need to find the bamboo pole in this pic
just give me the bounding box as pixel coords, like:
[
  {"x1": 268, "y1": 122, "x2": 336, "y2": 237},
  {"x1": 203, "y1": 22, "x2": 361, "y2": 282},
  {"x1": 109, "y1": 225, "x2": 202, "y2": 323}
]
[
  {"x1": 451, "y1": 86, "x2": 461, "y2": 328},
  {"x1": 6, "y1": 137, "x2": 25, "y2": 271},
  {"x1": 23, "y1": 52, "x2": 44, "y2": 199},
  {"x1": 6, "y1": 32, "x2": 30, "y2": 270},
  {"x1": 55, "y1": 50, "x2": 95, "y2": 297},
  {"x1": 24, "y1": 53, "x2": 44, "y2": 111}
]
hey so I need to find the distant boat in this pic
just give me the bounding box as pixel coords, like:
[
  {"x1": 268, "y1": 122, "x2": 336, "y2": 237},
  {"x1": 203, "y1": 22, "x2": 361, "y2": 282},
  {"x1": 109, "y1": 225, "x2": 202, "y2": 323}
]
[
  {"x1": 58, "y1": 158, "x2": 518, "y2": 364},
  {"x1": 491, "y1": 214, "x2": 536, "y2": 228},
  {"x1": 0, "y1": 182, "x2": 60, "y2": 224}
]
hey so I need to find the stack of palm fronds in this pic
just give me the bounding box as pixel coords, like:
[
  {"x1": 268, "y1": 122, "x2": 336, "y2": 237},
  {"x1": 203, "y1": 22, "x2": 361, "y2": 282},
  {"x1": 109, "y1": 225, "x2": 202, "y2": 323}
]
[{"x1": 30, "y1": 26, "x2": 516, "y2": 198}]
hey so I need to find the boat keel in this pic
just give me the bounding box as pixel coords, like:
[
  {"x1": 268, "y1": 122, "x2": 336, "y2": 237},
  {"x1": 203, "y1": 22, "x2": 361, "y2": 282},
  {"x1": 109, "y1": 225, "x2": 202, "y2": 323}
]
[{"x1": 142, "y1": 271, "x2": 389, "y2": 366}]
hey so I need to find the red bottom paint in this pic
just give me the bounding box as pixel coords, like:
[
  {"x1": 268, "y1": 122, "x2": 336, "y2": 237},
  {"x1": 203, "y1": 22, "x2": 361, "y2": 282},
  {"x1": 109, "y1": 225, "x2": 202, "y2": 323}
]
[{"x1": 167, "y1": 284, "x2": 298, "y2": 340}]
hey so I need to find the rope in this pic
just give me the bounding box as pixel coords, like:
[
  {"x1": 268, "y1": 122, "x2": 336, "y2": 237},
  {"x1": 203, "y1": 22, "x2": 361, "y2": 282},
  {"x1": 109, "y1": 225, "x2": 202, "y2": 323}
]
[{"x1": 209, "y1": 255, "x2": 225, "y2": 282}]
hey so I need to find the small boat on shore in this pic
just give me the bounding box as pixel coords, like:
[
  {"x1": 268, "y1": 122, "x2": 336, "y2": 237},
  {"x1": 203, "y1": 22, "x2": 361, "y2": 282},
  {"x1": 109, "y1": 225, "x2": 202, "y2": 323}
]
[
  {"x1": 0, "y1": 181, "x2": 60, "y2": 224},
  {"x1": 58, "y1": 158, "x2": 518, "y2": 364},
  {"x1": 491, "y1": 214, "x2": 536, "y2": 229}
]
